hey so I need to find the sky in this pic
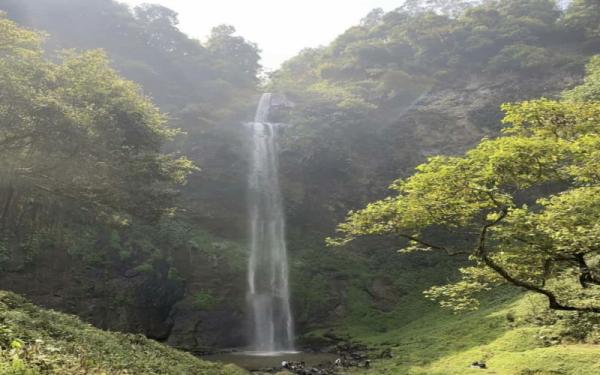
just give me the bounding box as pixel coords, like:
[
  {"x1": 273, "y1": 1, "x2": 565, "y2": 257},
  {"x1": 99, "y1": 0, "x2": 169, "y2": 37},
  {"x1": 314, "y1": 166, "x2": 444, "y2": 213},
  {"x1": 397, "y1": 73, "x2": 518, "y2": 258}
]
[{"x1": 119, "y1": 0, "x2": 405, "y2": 70}]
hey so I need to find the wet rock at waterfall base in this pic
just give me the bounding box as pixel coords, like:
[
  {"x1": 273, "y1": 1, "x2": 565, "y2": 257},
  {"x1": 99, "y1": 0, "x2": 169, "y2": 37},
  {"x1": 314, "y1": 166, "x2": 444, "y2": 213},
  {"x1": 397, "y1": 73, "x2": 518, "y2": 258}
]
[{"x1": 278, "y1": 361, "x2": 337, "y2": 375}]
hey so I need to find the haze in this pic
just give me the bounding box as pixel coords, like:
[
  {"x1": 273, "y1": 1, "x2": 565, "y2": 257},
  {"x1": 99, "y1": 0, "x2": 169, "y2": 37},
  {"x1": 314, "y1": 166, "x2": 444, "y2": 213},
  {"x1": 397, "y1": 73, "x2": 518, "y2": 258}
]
[
  {"x1": 120, "y1": 0, "x2": 404, "y2": 70},
  {"x1": 3, "y1": 0, "x2": 600, "y2": 373}
]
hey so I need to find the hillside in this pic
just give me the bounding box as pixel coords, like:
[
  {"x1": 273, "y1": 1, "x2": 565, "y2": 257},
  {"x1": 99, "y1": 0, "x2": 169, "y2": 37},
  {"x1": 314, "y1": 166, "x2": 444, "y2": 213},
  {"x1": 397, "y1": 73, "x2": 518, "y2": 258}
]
[
  {"x1": 346, "y1": 292, "x2": 600, "y2": 375},
  {"x1": 3, "y1": 288, "x2": 599, "y2": 374},
  {"x1": 0, "y1": 1, "x2": 255, "y2": 351},
  {"x1": 0, "y1": 1, "x2": 599, "y2": 373},
  {"x1": 0, "y1": 290, "x2": 246, "y2": 374},
  {"x1": 269, "y1": 0, "x2": 600, "y2": 332}
]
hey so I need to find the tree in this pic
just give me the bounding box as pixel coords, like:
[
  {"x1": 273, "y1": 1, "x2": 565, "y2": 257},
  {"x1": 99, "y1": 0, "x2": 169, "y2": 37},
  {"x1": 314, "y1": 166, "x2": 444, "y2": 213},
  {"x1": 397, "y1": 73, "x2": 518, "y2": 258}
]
[
  {"x1": 134, "y1": 3, "x2": 179, "y2": 26},
  {"x1": 0, "y1": 15, "x2": 195, "y2": 237},
  {"x1": 329, "y1": 56, "x2": 600, "y2": 313},
  {"x1": 400, "y1": 0, "x2": 489, "y2": 17},
  {"x1": 134, "y1": 4, "x2": 196, "y2": 55},
  {"x1": 486, "y1": 43, "x2": 560, "y2": 73},
  {"x1": 563, "y1": 55, "x2": 600, "y2": 101},
  {"x1": 563, "y1": 0, "x2": 600, "y2": 39},
  {"x1": 206, "y1": 24, "x2": 261, "y2": 85},
  {"x1": 361, "y1": 8, "x2": 385, "y2": 28}
]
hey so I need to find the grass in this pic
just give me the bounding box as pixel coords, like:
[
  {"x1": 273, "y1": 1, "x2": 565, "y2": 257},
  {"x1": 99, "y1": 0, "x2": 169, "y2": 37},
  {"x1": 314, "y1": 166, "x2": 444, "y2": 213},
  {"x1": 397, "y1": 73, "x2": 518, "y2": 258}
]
[
  {"x1": 290, "y1": 238, "x2": 600, "y2": 375},
  {"x1": 333, "y1": 289, "x2": 600, "y2": 375},
  {"x1": 0, "y1": 291, "x2": 247, "y2": 374},
  {"x1": 288, "y1": 237, "x2": 600, "y2": 375}
]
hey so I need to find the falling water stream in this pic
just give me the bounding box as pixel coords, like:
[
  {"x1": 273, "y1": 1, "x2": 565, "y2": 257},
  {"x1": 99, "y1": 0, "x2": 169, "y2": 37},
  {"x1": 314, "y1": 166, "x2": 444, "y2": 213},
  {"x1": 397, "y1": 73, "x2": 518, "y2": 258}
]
[
  {"x1": 203, "y1": 95, "x2": 336, "y2": 369},
  {"x1": 246, "y1": 93, "x2": 295, "y2": 354}
]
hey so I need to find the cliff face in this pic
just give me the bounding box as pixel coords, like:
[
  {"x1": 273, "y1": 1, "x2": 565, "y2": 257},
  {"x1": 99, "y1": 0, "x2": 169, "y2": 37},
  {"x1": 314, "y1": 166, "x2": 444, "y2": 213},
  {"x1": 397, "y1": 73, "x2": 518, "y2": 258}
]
[
  {"x1": 0, "y1": 229, "x2": 248, "y2": 351},
  {"x1": 277, "y1": 69, "x2": 582, "y2": 236},
  {"x1": 0, "y1": 0, "x2": 594, "y2": 353},
  {"x1": 269, "y1": 68, "x2": 583, "y2": 339}
]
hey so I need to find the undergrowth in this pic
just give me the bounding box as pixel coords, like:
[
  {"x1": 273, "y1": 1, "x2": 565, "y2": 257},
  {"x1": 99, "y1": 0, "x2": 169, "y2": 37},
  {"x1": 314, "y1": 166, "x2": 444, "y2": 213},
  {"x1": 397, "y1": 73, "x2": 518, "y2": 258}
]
[{"x1": 0, "y1": 291, "x2": 246, "y2": 374}]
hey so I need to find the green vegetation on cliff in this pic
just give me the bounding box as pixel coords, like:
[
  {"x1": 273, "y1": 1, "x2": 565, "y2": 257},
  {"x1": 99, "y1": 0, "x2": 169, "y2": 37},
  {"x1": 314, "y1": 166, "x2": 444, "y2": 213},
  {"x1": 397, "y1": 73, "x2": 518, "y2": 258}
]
[
  {"x1": 0, "y1": 291, "x2": 246, "y2": 374},
  {"x1": 320, "y1": 20, "x2": 600, "y2": 374},
  {"x1": 0, "y1": 12, "x2": 195, "y2": 260},
  {"x1": 331, "y1": 54, "x2": 600, "y2": 315},
  {"x1": 0, "y1": 2, "x2": 256, "y2": 349},
  {"x1": 1, "y1": 0, "x2": 600, "y2": 373},
  {"x1": 268, "y1": 0, "x2": 600, "y2": 241},
  {"x1": 280, "y1": 3, "x2": 600, "y2": 373},
  {"x1": 271, "y1": 0, "x2": 599, "y2": 111}
]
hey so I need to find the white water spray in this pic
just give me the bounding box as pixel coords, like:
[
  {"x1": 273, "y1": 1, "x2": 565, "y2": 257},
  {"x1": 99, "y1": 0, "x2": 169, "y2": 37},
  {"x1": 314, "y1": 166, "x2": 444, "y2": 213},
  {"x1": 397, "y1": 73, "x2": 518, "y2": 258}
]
[{"x1": 247, "y1": 93, "x2": 294, "y2": 353}]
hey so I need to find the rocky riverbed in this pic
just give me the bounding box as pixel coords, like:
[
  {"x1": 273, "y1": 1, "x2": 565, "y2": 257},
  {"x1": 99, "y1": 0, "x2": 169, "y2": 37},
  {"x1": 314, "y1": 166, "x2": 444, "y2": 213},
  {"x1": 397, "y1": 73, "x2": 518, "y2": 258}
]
[{"x1": 203, "y1": 339, "x2": 386, "y2": 374}]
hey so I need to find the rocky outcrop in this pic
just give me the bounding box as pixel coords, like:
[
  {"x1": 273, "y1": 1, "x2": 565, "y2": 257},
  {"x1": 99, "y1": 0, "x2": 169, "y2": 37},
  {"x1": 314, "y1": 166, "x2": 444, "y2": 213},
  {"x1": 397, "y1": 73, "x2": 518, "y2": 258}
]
[
  {"x1": 0, "y1": 234, "x2": 248, "y2": 352},
  {"x1": 0, "y1": 250, "x2": 182, "y2": 340},
  {"x1": 278, "y1": 69, "x2": 581, "y2": 236},
  {"x1": 167, "y1": 299, "x2": 245, "y2": 352},
  {"x1": 271, "y1": 93, "x2": 296, "y2": 109}
]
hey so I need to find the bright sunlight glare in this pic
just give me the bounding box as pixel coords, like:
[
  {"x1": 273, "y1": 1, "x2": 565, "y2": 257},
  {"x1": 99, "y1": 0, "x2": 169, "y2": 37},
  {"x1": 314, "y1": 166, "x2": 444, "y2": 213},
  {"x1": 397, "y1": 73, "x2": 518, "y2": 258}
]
[{"x1": 119, "y1": 0, "x2": 405, "y2": 70}]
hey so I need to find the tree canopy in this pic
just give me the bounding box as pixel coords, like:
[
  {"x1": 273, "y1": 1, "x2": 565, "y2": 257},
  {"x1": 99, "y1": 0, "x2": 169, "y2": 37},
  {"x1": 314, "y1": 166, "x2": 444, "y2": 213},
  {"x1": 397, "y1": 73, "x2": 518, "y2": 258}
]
[
  {"x1": 271, "y1": 0, "x2": 600, "y2": 111},
  {"x1": 0, "y1": 15, "x2": 195, "y2": 256},
  {"x1": 330, "y1": 55, "x2": 600, "y2": 313}
]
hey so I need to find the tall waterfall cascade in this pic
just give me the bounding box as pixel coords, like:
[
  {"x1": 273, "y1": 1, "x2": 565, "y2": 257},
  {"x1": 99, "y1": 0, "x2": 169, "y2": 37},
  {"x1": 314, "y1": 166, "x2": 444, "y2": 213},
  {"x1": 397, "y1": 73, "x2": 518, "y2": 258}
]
[{"x1": 246, "y1": 93, "x2": 295, "y2": 353}]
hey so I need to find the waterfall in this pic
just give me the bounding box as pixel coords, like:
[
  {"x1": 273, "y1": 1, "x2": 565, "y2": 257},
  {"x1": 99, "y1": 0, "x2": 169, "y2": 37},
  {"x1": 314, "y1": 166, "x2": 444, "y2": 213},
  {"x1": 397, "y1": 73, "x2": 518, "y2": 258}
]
[{"x1": 247, "y1": 93, "x2": 295, "y2": 353}]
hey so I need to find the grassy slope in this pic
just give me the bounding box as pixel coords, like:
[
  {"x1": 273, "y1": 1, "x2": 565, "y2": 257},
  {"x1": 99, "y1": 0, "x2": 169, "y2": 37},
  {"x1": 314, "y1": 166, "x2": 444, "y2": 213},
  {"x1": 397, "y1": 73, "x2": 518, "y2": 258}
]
[
  {"x1": 0, "y1": 291, "x2": 247, "y2": 375},
  {"x1": 292, "y1": 241, "x2": 600, "y2": 374},
  {"x1": 341, "y1": 290, "x2": 600, "y2": 375}
]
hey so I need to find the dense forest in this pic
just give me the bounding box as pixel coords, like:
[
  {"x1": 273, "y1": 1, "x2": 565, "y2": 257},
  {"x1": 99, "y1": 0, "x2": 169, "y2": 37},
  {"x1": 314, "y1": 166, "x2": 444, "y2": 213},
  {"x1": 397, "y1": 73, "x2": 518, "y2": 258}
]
[{"x1": 1, "y1": 0, "x2": 600, "y2": 374}]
